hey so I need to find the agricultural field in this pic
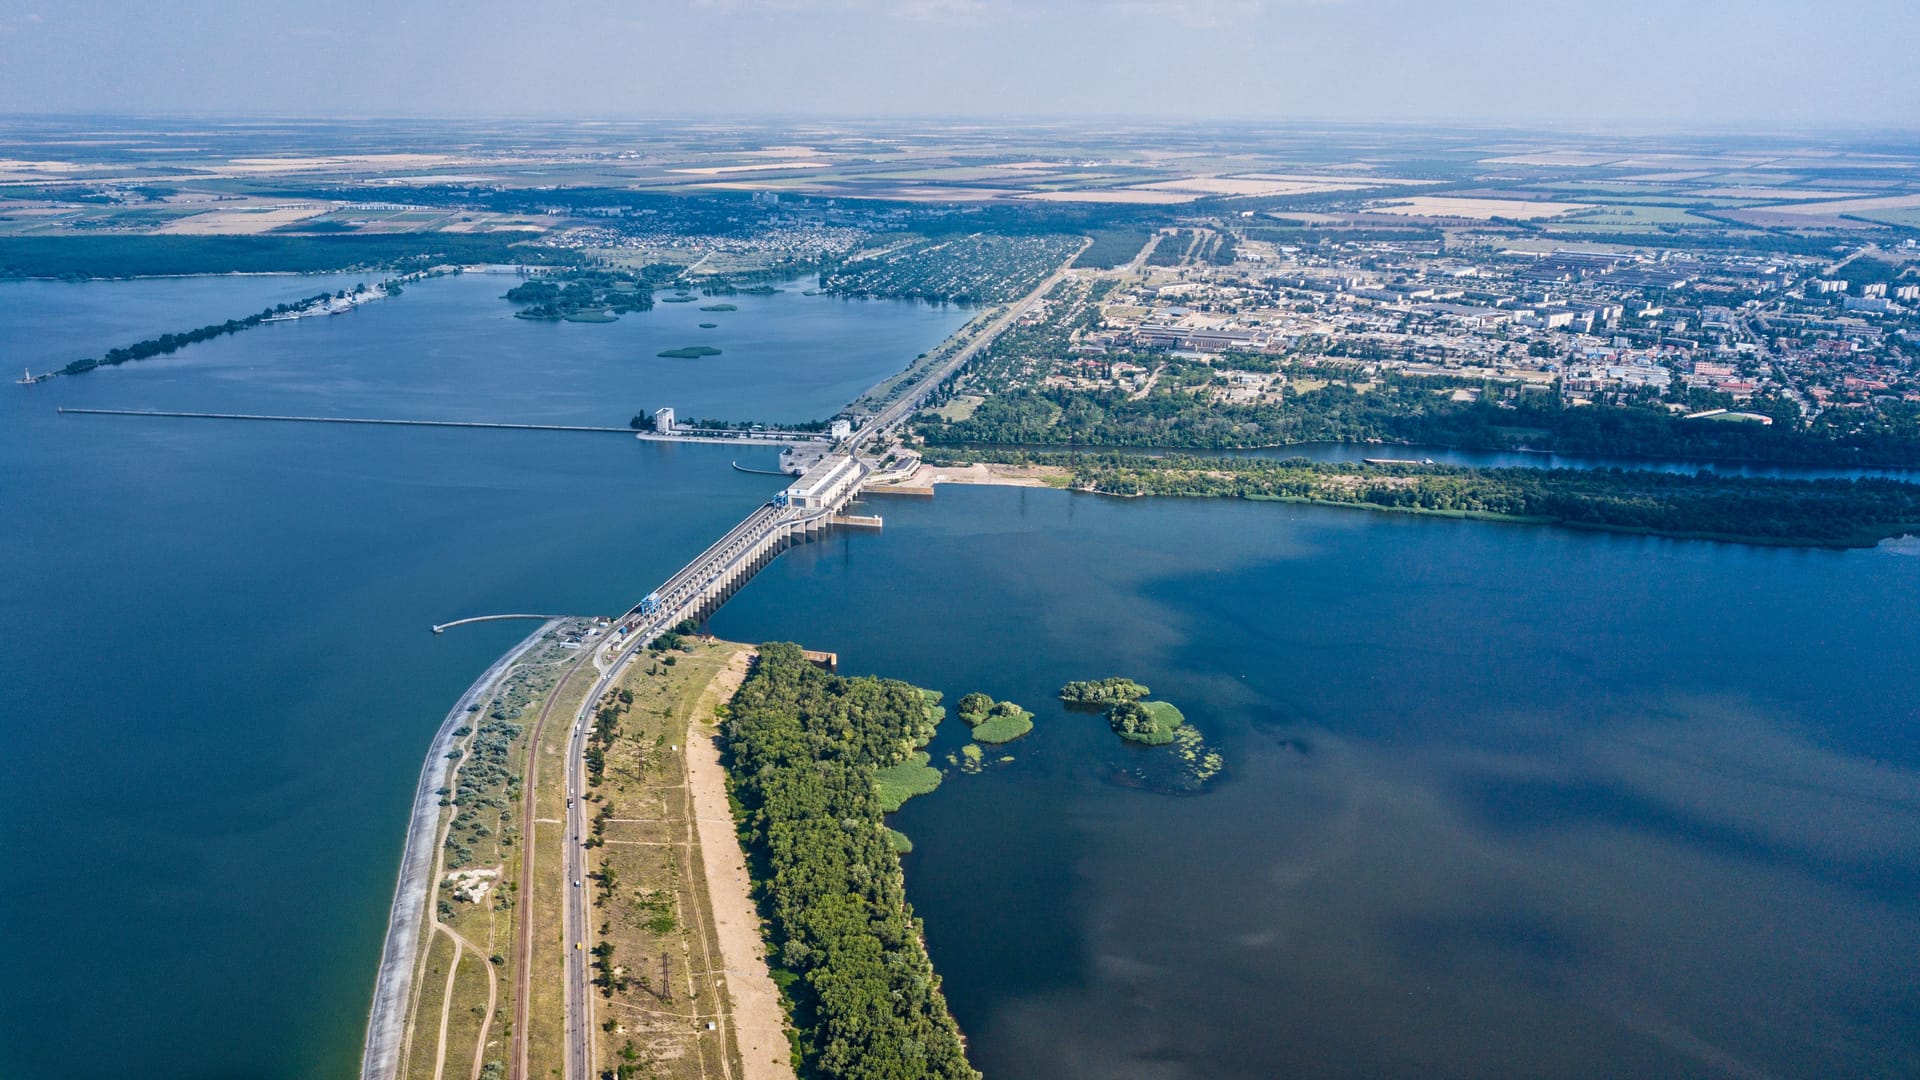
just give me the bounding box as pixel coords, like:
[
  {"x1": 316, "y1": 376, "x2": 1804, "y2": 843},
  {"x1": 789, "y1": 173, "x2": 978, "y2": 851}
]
[{"x1": 1367, "y1": 196, "x2": 1595, "y2": 220}]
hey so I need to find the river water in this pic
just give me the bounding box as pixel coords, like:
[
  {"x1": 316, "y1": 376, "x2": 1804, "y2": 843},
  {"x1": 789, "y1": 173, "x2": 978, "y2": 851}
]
[
  {"x1": 715, "y1": 491, "x2": 1920, "y2": 1078},
  {"x1": 3, "y1": 272, "x2": 1917, "y2": 1079},
  {"x1": 0, "y1": 272, "x2": 966, "y2": 1078}
]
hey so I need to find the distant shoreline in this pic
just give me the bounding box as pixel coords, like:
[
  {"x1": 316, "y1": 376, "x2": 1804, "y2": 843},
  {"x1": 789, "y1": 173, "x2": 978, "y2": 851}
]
[{"x1": 874, "y1": 459, "x2": 1920, "y2": 550}]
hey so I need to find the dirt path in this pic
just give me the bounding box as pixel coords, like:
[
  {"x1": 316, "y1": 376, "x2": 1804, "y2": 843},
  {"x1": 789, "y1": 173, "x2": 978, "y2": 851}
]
[
  {"x1": 432, "y1": 938, "x2": 463, "y2": 1080},
  {"x1": 438, "y1": 919, "x2": 500, "y2": 1080},
  {"x1": 685, "y1": 650, "x2": 795, "y2": 1080},
  {"x1": 510, "y1": 649, "x2": 594, "y2": 1080}
]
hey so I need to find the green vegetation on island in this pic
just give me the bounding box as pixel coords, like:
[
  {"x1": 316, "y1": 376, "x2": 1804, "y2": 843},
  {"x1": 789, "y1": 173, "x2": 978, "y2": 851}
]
[
  {"x1": 698, "y1": 303, "x2": 737, "y2": 312},
  {"x1": 503, "y1": 265, "x2": 680, "y2": 321},
  {"x1": 57, "y1": 287, "x2": 382, "y2": 376},
  {"x1": 657, "y1": 345, "x2": 723, "y2": 359},
  {"x1": 698, "y1": 322, "x2": 718, "y2": 328},
  {"x1": 1107, "y1": 700, "x2": 1185, "y2": 746},
  {"x1": 956, "y1": 691, "x2": 1034, "y2": 744},
  {"x1": 928, "y1": 449, "x2": 1920, "y2": 549},
  {"x1": 1073, "y1": 680, "x2": 1226, "y2": 790},
  {"x1": 723, "y1": 643, "x2": 976, "y2": 1079},
  {"x1": 1058, "y1": 677, "x2": 1151, "y2": 706}
]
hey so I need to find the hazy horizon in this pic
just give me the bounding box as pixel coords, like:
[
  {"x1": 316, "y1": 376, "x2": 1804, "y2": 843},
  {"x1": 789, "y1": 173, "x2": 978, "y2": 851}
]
[{"x1": 2, "y1": 0, "x2": 1916, "y2": 131}]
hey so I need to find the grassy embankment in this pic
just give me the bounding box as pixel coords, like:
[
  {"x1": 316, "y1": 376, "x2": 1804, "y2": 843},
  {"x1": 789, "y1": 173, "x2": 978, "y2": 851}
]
[
  {"x1": 924, "y1": 449, "x2": 1920, "y2": 549},
  {"x1": 398, "y1": 627, "x2": 585, "y2": 1080},
  {"x1": 403, "y1": 934, "x2": 458, "y2": 1080},
  {"x1": 582, "y1": 641, "x2": 755, "y2": 1080}
]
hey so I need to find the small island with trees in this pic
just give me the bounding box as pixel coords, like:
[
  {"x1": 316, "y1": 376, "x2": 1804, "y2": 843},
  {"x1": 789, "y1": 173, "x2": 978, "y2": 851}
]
[
  {"x1": 956, "y1": 691, "x2": 1034, "y2": 744},
  {"x1": 657, "y1": 345, "x2": 723, "y2": 359},
  {"x1": 1106, "y1": 699, "x2": 1186, "y2": 746},
  {"x1": 1058, "y1": 677, "x2": 1151, "y2": 707},
  {"x1": 503, "y1": 265, "x2": 681, "y2": 322},
  {"x1": 1063, "y1": 677, "x2": 1226, "y2": 790}
]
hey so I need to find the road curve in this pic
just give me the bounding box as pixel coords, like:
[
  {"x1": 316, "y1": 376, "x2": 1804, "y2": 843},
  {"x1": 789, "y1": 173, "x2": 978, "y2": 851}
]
[{"x1": 362, "y1": 622, "x2": 558, "y2": 1080}]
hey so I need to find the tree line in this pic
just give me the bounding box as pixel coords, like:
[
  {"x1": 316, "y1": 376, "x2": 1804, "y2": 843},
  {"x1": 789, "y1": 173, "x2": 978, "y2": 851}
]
[
  {"x1": 59, "y1": 291, "x2": 349, "y2": 375},
  {"x1": 920, "y1": 370, "x2": 1920, "y2": 468},
  {"x1": 724, "y1": 643, "x2": 976, "y2": 1079},
  {"x1": 932, "y1": 449, "x2": 1920, "y2": 548}
]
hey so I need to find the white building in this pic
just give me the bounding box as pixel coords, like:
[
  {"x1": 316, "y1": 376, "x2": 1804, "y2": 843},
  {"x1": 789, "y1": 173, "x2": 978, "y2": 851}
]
[
  {"x1": 783, "y1": 455, "x2": 864, "y2": 510},
  {"x1": 829, "y1": 419, "x2": 852, "y2": 440},
  {"x1": 653, "y1": 407, "x2": 675, "y2": 434}
]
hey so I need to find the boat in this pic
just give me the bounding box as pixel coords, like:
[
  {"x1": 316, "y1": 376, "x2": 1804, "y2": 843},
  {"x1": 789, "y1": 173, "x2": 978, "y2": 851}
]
[{"x1": 1362, "y1": 457, "x2": 1437, "y2": 466}]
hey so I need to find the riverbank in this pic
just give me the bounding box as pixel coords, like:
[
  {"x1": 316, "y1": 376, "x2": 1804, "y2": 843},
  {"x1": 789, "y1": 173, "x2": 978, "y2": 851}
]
[
  {"x1": 684, "y1": 648, "x2": 795, "y2": 1080},
  {"x1": 890, "y1": 452, "x2": 1920, "y2": 549},
  {"x1": 724, "y1": 642, "x2": 977, "y2": 1079}
]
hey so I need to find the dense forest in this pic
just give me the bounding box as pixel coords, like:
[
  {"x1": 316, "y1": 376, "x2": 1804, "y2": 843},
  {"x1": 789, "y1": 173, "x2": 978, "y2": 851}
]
[
  {"x1": 0, "y1": 233, "x2": 580, "y2": 279},
  {"x1": 920, "y1": 371, "x2": 1920, "y2": 468},
  {"x1": 1069, "y1": 228, "x2": 1155, "y2": 269},
  {"x1": 926, "y1": 449, "x2": 1920, "y2": 547},
  {"x1": 724, "y1": 643, "x2": 976, "y2": 1079}
]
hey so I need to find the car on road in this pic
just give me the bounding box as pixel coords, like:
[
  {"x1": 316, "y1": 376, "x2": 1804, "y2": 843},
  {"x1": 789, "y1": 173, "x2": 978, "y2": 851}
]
[{"x1": 573, "y1": 879, "x2": 581, "y2": 887}]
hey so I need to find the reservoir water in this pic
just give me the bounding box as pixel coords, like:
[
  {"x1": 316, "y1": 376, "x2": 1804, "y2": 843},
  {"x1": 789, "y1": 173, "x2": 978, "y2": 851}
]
[
  {"x1": 3, "y1": 271, "x2": 1918, "y2": 1078},
  {"x1": 0, "y1": 272, "x2": 966, "y2": 1078}
]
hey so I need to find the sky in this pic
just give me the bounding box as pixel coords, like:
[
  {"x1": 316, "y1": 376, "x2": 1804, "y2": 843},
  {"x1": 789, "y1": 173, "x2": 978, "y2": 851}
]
[{"x1": 2, "y1": 0, "x2": 1917, "y2": 130}]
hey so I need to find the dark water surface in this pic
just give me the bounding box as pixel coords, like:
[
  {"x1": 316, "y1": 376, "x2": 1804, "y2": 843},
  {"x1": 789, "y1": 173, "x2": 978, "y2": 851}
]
[
  {"x1": 0, "y1": 273, "x2": 966, "y2": 1078},
  {"x1": 715, "y1": 485, "x2": 1920, "y2": 1080},
  {"x1": 5, "y1": 270, "x2": 1917, "y2": 1080}
]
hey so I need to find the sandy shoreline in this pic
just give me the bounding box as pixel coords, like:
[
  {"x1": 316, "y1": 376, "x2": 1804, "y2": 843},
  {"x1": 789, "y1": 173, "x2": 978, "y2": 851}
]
[
  {"x1": 685, "y1": 649, "x2": 795, "y2": 1080},
  {"x1": 866, "y1": 459, "x2": 1070, "y2": 492}
]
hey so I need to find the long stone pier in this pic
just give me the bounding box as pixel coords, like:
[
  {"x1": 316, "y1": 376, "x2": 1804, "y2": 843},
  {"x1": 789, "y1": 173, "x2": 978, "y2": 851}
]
[{"x1": 57, "y1": 407, "x2": 636, "y2": 434}]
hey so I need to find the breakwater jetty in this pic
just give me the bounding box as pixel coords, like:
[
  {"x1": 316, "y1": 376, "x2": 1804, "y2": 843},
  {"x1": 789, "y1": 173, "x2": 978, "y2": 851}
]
[
  {"x1": 57, "y1": 408, "x2": 636, "y2": 434},
  {"x1": 431, "y1": 614, "x2": 571, "y2": 634}
]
